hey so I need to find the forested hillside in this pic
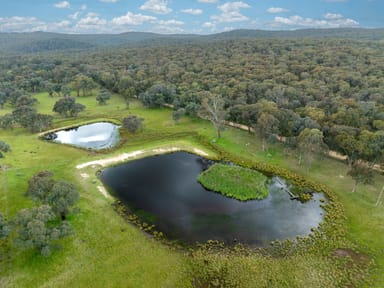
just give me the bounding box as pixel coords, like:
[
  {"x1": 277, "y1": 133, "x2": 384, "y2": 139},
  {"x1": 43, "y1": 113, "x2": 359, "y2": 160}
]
[
  {"x1": 1, "y1": 28, "x2": 384, "y2": 55},
  {"x1": 1, "y1": 35, "x2": 384, "y2": 168}
]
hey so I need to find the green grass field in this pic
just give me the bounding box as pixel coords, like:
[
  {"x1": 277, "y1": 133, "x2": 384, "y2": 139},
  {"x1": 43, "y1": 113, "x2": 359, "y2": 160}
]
[
  {"x1": 198, "y1": 163, "x2": 269, "y2": 200},
  {"x1": 1, "y1": 92, "x2": 383, "y2": 287}
]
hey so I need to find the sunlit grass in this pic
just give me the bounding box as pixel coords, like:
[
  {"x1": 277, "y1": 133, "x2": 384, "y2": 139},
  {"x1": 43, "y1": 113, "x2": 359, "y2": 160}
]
[
  {"x1": 198, "y1": 163, "x2": 269, "y2": 200},
  {"x1": 1, "y1": 92, "x2": 384, "y2": 287}
]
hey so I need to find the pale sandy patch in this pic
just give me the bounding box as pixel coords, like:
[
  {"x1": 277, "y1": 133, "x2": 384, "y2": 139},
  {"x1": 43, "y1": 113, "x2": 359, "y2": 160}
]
[
  {"x1": 76, "y1": 150, "x2": 144, "y2": 169},
  {"x1": 80, "y1": 173, "x2": 90, "y2": 179},
  {"x1": 97, "y1": 185, "x2": 110, "y2": 198},
  {"x1": 193, "y1": 148, "x2": 209, "y2": 157}
]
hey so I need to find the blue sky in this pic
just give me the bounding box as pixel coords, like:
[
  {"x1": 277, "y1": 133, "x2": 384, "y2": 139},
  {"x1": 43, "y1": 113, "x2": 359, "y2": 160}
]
[{"x1": 0, "y1": 0, "x2": 382, "y2": 34}]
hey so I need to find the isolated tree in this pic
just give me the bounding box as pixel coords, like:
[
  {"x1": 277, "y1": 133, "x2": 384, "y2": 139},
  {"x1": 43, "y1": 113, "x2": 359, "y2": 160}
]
[
  {"x1": 0, "y1": 114, "x2": 15, "y2": 130},
  {"x1": 0, "y1": 140, "x2": 11, "y2": 158},
  {"x1": 96, "y1": 89, "x2": 111, "y2": 105},
  {"x1": 347, "y1": 162, "x2": 374, "y2": 193},
  {"x1": 0, "y1": 140, "x2": 11, "y2": 153},
  {"x1": 121, "y1": 86, "x2": 135, "y2": 108},
  {"x1": 199, "y1": 93, "x2": 226, "y2": 139},
  {"x1": 297, "y1": 128, "x2": 328, "y2": 166},
  {"x1": 25, "y1": 171, "x2": 55, "y2": 201},
  {"x1": 46, "y1": 180, "x2": 79, "y2": 220},
  {"x1": 255, "y1": 112, "x2": 279, "y2": 151},
  {"x1": 13, "y1": 205, "x2": 72, "y2": 256},
  {"x1": 53, "y1": 96, "x2": 85, "y2": 117},
  {"x1": 0, "y1": 212, "x2": 10, "y2": 239},
  {"x1": 172, "y1": 108, "x2": 185, "y2": 123},
  {"x1": 122, "y1": 115, "x2": 144, "y2": 133}
]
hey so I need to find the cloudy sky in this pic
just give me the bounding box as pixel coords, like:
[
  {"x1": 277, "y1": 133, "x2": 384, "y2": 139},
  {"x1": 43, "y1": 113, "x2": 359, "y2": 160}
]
[{"x1": 0, "y1": 0, "x2": 382, "y2": 34}]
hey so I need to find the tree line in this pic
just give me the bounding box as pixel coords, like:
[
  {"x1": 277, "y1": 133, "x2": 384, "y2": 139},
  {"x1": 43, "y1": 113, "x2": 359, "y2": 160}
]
[{"x1": 0, "y1": 37, "x2": 384, "y2": 199}]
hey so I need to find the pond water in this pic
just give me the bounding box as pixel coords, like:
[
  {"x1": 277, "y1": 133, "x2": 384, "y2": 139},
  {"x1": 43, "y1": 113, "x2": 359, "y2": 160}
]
[
  {"x1": 45, "y1": 122, "x2": 120, "y2": 150},
  {"x1": 100, "y1": 152, "x2": 325, "y2": 246}
]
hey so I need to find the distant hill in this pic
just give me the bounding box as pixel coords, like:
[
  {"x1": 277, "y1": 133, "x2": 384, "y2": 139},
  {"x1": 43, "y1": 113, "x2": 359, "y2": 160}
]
[{"x1": 0, "y1": 28, "x2": 383, "y2": 55}]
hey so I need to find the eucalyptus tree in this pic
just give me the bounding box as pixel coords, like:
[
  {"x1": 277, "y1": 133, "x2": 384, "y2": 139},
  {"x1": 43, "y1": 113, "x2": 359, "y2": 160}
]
[
  {"x1": 347, "y1": 161, "x2": 374, "y2": 193},
  {"x1": 297, "y1": 128, "x2": 328, "y2": 166},
  {"x1": 199, "y1": 92, "x2": 226, "y2": 139},
  {"x1": 122, "y1": 115, "x2": 144, "y2": 134},
  {"x1": 96, "y1": 89, "x2": 111, "y2": 105},
  {"x1": 53, "y1": 96, "x2": 85, "y2": 117},
  {"x1": 13, "y1": 205, "x2": 72, "y2": 256}
]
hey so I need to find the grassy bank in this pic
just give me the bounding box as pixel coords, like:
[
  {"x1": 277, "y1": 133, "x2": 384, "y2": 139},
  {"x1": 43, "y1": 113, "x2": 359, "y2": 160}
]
[
  {"x1": 198, "y1": 163, "x2": 269, "y2": 200},
  {"x1": 0, "y1": 92, "x2": 383, "y2": 287}
]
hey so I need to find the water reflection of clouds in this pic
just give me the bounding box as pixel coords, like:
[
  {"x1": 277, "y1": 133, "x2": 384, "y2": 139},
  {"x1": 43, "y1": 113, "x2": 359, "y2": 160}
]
[
  {"x1": 100, "y1": 152, "x2": 326, "y2": 246},
  {"x1": 53, "y1": 122, "x2": 119, "y2": 150}
]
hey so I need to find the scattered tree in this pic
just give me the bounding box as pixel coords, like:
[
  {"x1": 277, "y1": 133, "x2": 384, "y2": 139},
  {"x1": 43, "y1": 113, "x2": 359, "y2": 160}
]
[
  {"x1": 25, "y1": 171, "x2": 55, "y2": 201},
  {"x1": 0, "y1": 213, "x2": 10, "y2": 239},
  {"x1": 122, "y1": 115, "x2": 144, "y2": 133},
  {"x1": 297, "y1": 128, "x2": 328, "y2": 166},
  {"x1": 172, "y1": 108, "x2": 185, "y2": 123},
  {"x1": 13, "y1": 205, "x2": 72, "y2": 256},
  {"x1": 199, "y1": 93, "x2": 226, "y2": 139},
  {"x1": 96, "y1": 89, "x2": 111, "y2": 105},
  {"x1": 254, "y1": 112, "x2": 279, "y2": 151},
  {"x1": 46, "y1": 180, "x2": 79, "y2": 220},
  {"x1": 347, "y1": 161, "x2": 374, "y2": 193},
  {"x1": 0, "y1": 140, "x2": 11, "y2": 158},
  {"x1": 26, "y1": 172, "x2": 79, "y2": 220},
  {"x1": 53, "y1": 96, "x2": 85, "y2": 117},
  {"x1": 0, "y1": 114, "x2": 15, "y2": 130}
]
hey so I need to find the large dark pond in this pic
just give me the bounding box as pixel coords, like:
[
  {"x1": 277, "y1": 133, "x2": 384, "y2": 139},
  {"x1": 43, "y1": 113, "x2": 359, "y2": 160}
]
[
  {"x1": 46, "y1": 122, "x2": 119, "y2": 150},
  {"x1": 100, "y1": 152, "x2": 325, "y2": 246}
]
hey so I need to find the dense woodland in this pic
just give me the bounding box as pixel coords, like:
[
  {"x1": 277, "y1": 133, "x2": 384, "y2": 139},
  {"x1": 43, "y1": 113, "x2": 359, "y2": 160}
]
[{"x1": 1, "y1": 32, "x2": 384, "y2": 170}]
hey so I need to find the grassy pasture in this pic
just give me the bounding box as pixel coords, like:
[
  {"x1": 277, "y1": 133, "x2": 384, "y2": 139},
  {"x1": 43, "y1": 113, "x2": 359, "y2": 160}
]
[{"x1": 0, "y1": 92, "x2": 383, "y2": 287}]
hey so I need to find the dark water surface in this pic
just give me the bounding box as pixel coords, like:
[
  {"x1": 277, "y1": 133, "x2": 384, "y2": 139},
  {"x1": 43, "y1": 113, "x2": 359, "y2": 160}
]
[
  {"x1": 100, "y1": 152, "x2": 325, "y2": 246},
  {"x1": 49, "y1": 122, "x2": 119, "y2": 150}
]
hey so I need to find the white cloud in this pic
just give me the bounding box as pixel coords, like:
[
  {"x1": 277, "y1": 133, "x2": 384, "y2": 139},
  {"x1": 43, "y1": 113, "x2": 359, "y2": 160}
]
[
  {"x1": 211, "y1": 1, "x2": 250, "y2": 23},
  {"x1": 81, "y1": 4, "x2": 87, "y2": 10},
  {"x1": 202, "y1": 22, "x2": 215, "y2": 28},
  {"x1": 157, "y1": 19, "x2": 184, "y2": 26},
  {"x1": 0, "y1": 16, "x2": 45, "y2": 32},
  {"x1": 181, "y1": 8, "x2": 203, "y2": 15},
  {"x1": 140, "y1": 0, "x2": 172, "y2": 14},
  {"x1": 324, "y1": 13, "x2": 343, "y2": 19},
  {"x1": 69, "y1": 12, "x2": 81, "y2": 20},
  {"x1": 153, "y1": 19, "x2": 185, "y2": 34},
  {"x1": 100, "y1": 0, "x2": 119, "y2": 2},
  {"x1": 271, "y1": 14, "x2": 359, "y2": 28},
  {"x1": 198, "y1": 0, "x2": 218, "y2": 3},
  {"x1": 75, "y1": 14, "x2": 107, "y2": 32},
  {"x1": 111, "y1": 12, "x2": 156, "y2": 26},
  {"x1": 55, "y1": 20, "x2": 72, "y2": 28},
  {"x1": 267, "y1": 7, "x2": 289, "y2": 14},
  {"x1": 54, "y1": 1, "x2": 71, "y2": 9}
]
